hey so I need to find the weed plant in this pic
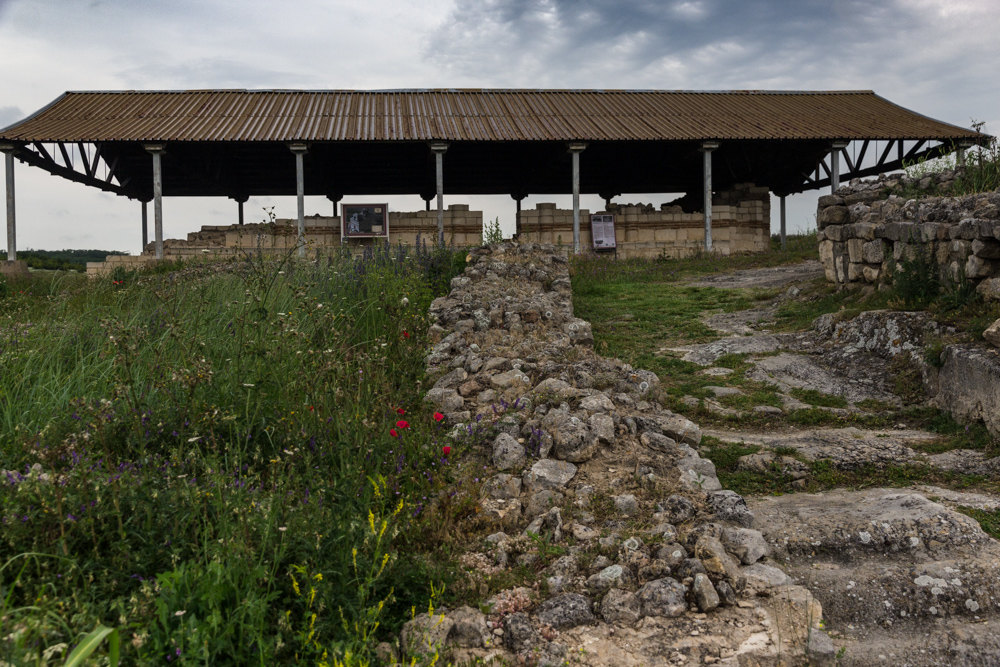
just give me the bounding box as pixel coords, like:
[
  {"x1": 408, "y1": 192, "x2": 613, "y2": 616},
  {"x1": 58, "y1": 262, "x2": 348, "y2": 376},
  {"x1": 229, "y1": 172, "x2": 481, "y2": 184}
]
[{"x1": 0, "y1": 241, "x2": 465, "y2": 664}]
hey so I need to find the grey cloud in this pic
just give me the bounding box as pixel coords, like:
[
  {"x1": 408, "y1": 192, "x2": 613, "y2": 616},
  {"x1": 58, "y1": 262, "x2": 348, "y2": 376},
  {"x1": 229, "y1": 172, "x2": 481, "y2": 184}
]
[
  {"x1": 116, "y1": 57, "x2": 312, "y2": 90},
  {"x1": 0, "y1": 106, "x2": 24, "y2": 129}
]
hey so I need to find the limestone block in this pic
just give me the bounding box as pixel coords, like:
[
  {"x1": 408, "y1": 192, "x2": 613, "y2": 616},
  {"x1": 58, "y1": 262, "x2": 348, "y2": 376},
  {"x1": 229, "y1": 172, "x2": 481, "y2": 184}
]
[
  {"x1": 637, "y1": 229, "x2": 655, "y2": 243},
  {"x1": 972, "y1": 239, "x2": 1000, "y2": 259},
  {"x1": 984, "y1": 319, "x2": 1000, "y2": 349},
  {"x1": 976, "y1": 277, "x2": 1000, "y2": 301},
  {"x1": 966, "y1": 254, "x2": 999, "y2": 279},
  {"x1": 862, "y1": 264, "x2": 881, "y2": 283},
  {"x1": 950, "y1": 239, "x2": 973, "y2": 262},
  {"x1": 847, "y1": 238, "x2": 865, "y2": 263},
  {"x1": 861, "y1": 239, "x2": 885, "y2": 264},
  {"x1": 847, "y1": 262, "x2": 866, "y2": 282},
  {"x1": 818, "y1": 205, "x2": 849, "y2": 229},
  {"x1": 824, "y1": 224, "x2": 848, "y2": 242}
]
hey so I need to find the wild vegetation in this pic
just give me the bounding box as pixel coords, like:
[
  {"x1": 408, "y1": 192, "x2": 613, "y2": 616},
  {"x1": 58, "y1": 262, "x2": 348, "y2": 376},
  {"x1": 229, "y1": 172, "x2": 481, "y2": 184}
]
[
  {"x1": 570, "y1": 233, "x2": 997, "y2": 460},
  {"x1": 0, "y1": 243, "x2": 467, "y2": 665}
]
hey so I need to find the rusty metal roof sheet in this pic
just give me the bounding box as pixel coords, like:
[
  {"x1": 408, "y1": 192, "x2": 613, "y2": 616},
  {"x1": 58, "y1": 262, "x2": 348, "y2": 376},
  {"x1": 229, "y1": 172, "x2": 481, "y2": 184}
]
[{"x1": 0, "y1": 89, "x2": 980, "y2": 143}]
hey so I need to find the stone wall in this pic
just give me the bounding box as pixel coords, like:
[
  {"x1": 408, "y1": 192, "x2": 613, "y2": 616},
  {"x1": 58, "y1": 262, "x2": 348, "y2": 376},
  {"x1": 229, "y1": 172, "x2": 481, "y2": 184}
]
[
  {"x1": 518, "y1": 183, "x2": 770, "y2": 259},
  {"x1": 408, "y1": 242, "x2": 828, "y2": 665},
  {"x1": 817, "y1": 170, "x2": 1000, "y2": 286},
  {"x1": 87, "y1": 184, "x2": 771, "y2": 275}
]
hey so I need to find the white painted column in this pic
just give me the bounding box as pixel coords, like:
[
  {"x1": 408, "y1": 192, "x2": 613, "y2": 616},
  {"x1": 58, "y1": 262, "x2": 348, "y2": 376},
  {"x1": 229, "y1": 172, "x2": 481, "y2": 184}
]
[
  {"x1": 430, "y1": 142, "x2": 449, "y2": 247},
  {"x1": 144, "y1": 144, "x2": 166, "y2": 259},
  {"x1": 1, "y1": 145, "x2": 16, "y2": 262},
  {"x1": 780, "y1": 195, "x2": 787, "y2": 250},
  {"x1": 700, "y1": 141, "x2": 719, "y2": 253},
  {"x1": 957, "y1": 140, "x2": 973, "y2": 168},
  {"x1": 830, "y1": 141, "x2": 848, "y2": 193},
  {"x1": 141, "y1": 200, "x2": 149, "y2": 250},
  {"x1": 568, "y1": 142, "x2": 588, "y2": 254},
  {"x1": 289, "y1": 143, "x2": 308, "y2": 257}
]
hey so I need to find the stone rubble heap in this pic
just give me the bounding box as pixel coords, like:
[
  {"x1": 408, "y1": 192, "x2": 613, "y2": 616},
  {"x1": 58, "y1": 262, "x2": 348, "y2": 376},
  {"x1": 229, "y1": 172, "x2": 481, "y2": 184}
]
[
  {"x1": 817, "y1": 168, "x2": 1000, "y2": 287},
  {"x1": 394, "y1": 243, "x2": 834, "y2": 666}
]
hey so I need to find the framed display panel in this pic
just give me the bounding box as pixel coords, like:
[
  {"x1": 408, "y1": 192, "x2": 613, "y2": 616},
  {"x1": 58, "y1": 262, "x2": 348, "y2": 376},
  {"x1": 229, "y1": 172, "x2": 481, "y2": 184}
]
[
  {"x1": 341, "y1": 203, "x2": 389, "y2": 239},
  {"x1": 591, "y1": 214, "x2": 616, "y2": 251}
]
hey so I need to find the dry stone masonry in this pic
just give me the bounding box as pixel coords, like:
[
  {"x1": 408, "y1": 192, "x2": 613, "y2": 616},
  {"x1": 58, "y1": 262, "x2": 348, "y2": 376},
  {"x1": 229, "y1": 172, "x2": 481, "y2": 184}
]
[
  {"x1": 400, "y1": 243, "x2": 834, "y2": 666},
  {"x1": 817, "y1": 168, "x2": 1000, "y2": 287}
]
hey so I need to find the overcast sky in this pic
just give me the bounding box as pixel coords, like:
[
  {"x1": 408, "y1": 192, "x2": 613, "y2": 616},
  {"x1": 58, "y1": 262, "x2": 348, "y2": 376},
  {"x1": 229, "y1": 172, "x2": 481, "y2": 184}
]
[{"x1": 1, "y1": 0, "x2": 998, "y2": 253}]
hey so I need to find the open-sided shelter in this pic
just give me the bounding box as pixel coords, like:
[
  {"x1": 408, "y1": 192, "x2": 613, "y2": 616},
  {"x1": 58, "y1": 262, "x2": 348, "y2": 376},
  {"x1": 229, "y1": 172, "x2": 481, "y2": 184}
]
[{"x1": 0, "y1": 89, "x2": 984, "y2": 261}]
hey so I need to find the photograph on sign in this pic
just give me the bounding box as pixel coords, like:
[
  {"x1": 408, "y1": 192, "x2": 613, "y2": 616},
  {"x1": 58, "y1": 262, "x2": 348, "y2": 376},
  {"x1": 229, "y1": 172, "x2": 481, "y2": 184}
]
[
  {"x1": 341, "y1": 204, "x2": 389, "y2": 238},
  {"x1": 590, "y1": 214, "x2": 617, "y2": 251}
]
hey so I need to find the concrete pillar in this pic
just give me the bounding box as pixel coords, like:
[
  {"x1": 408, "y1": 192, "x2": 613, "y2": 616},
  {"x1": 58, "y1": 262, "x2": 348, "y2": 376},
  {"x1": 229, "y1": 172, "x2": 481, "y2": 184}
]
[
  {"x1": 957, "y1": 140, "x2": 973, "y2": 168},
  {"x1": 288, "y1": 143, "x2": 308, "y2": 257},
  {"x1": 779, "y1": 195, "x2": 787, "y2": 251},
  {"x1": 144, "y1": 143, "x2": 166, "y2": 259},
  {"x1": 700, "y1": 141, "x2": 719, "y2": 253},
  {"x1": 568, "y1": 142, "x2": 588, "y2": 254},
  {"x1": 141, "y1": 200, "x2": 149, "y2": 250},
  {"x1": 1, "y1": 145, "x2": 16, "y2": 262},
  {"x1": 430, "y1": 142, "x2": 449, "y2": 246},
  {"x1": 830, "y1": 141, "x2": 848, "y2": 193},
  {"x1": 238, "y1": 199, "x2": 244, "y2": 226}
]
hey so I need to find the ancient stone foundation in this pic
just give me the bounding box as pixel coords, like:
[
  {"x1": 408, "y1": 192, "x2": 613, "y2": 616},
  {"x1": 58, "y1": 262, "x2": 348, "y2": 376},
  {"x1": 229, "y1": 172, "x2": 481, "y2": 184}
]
[
  {"x1": 404, "y1": 242, "x2": 830, "y2": 666},
  {"x1": 817, "y1": 169, "x2": 1000, "y2": 286},
  {"x1": 87, "y1": 184, "x2": 771, "y2": 275}
]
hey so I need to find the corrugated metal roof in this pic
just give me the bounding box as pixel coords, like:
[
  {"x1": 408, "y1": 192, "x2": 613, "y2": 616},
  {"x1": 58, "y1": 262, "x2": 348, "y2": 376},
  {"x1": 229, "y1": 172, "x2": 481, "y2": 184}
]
[{"x1": 0, "y1": 89, "x2": 981, "y2": 143}]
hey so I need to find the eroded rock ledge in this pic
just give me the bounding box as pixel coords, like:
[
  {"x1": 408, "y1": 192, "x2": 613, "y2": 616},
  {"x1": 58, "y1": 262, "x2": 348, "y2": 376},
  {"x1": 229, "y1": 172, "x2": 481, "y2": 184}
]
[{"x1": 397, "y1": 243, "x2": 833, "y2": 666}]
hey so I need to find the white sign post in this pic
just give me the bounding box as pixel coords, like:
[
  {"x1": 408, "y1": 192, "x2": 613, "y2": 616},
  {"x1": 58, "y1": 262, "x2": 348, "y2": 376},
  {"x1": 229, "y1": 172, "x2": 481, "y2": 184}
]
[{"x1": 590, "y1": 214, "x2": 616, "y2": 252}]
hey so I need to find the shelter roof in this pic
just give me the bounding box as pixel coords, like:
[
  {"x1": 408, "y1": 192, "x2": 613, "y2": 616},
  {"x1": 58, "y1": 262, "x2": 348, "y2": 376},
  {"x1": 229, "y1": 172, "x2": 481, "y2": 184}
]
[{"x1": 0, "y1": 89, "x2": 980, "y2": 144}]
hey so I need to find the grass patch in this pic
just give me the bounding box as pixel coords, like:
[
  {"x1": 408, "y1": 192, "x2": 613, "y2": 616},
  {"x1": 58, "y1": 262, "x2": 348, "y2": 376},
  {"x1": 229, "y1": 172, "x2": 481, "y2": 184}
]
[
  {"x1": 789, "y1": 388, "x2": 848, "y2": 409},
  {"x1": 957, "y1": 506, "x2": 1000, "y2": 540},
  {"x1": 0, "y1": 243, "x2": 469, "y2": 664}
]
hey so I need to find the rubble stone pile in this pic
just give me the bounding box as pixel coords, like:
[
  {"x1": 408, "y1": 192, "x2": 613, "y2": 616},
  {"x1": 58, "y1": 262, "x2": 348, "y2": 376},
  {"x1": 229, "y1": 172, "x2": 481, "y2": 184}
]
[{"x1": 397, "y1": 243, "x2": 833, "y2": 666}]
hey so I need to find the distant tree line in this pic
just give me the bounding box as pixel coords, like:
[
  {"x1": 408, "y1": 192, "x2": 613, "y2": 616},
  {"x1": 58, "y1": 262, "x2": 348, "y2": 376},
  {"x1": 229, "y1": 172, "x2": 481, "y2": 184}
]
[{"x1": 0, "y1": 249, "x2": 128, "y2": 271}]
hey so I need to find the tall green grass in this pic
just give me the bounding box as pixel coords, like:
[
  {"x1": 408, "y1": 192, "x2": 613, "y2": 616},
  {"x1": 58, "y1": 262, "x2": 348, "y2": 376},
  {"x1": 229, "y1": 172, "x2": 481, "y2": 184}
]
[{"x1": 0, "y1": 242, "x2": 464, "y2": 664}]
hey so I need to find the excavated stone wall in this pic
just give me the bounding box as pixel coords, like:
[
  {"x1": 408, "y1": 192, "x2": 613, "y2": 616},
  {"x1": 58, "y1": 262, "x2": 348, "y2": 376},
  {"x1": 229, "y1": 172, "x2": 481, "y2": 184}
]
[
  {"x1": 86, "y1": 184, "x2": 770, "y2": 275},
  {"x1": 817, "y1": 169, "x2": 1000, "y2": 286},
  {"x1": 403, "y1": 242, "x2": 831, "y2": 666}
]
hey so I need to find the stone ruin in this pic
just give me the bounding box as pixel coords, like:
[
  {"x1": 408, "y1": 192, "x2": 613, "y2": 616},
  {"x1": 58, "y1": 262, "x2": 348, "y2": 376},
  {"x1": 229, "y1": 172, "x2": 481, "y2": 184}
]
[
  {"x1": 392, "y1": 241, "x2": 1000, "y2": 666},
  {"x1": 817, "y1": 168, "x2": 1000, "y2": 287},
  {"x1": 402, "y1": 242, "x2": 839, "y2": 666}
]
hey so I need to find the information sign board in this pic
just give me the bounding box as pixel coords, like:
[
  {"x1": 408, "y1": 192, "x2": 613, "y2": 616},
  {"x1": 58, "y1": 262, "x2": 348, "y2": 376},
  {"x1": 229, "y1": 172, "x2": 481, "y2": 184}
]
[
  {"x1": 590, "y1": 214, "x2": 616, "y2": 251},
  {"x1": 341, "y1": 203, "x2": 389, "y2": 239}
]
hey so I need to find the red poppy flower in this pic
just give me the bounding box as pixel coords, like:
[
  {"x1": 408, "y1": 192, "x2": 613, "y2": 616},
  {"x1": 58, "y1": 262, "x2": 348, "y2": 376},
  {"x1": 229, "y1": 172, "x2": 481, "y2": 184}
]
[
  {"x1": 308, "y1": 406, "x2": 315, "y2": 411},
  {"x1": 402, "y1": 331, "x2": 410, "y2": 339},
  {"x1": 396, "y1": 420, "x2": 409, "y2": 429},
  {"x1": 433, "y1": 412, "x2": 444, "y2": 422},
  {"x1": 389, "y1": 428, "x2": 398, "y2": 438},
  {"x1": 396, "y1": 407, "x2": 405, "y2": 415},
  {"x1": 442, "y1": 445, "x2": 451, "y2": 456}
]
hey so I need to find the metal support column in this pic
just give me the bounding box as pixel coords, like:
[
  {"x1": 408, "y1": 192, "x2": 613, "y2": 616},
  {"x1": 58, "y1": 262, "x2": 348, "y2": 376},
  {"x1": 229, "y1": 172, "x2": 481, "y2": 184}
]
[
  {"x1": 830, "y1": 141, "x2": 848, "y2": 193},
  {"x1": 430, "y1": 142, "x2": 449, "y2": 246},
  {"x1": 700, "y1": 142, "x2": 719, "y2": 253},
  {"x1": 288, "y1": 143, "x2": 308, "y2": 257},
  {"x1": 568, "y1": 142, "x2": 588, "y2": 254},
  {"x1": 141, "y1": 200, "x2": 148, "y2": 249},
  {"x1": 238, "y1": 200, "x2": 244, "y2": 226},
  {"x1": 144, "y1": 144, "x2": 166, "y2": 259},
  {"x1": 2, "y1": 145, "x2": 16, "y2": 262},
  {"x1": 780, "y1": 195, "x2": 787, "y2": 251}
]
